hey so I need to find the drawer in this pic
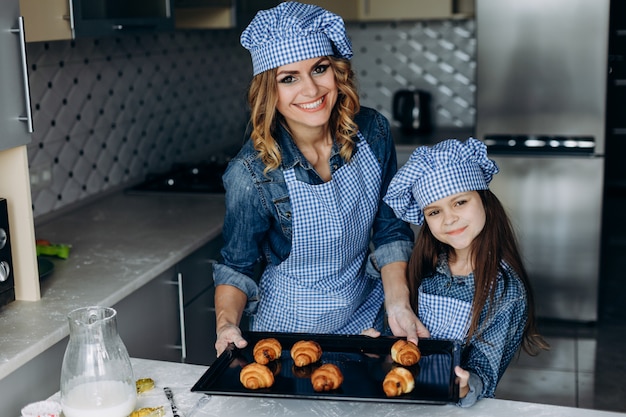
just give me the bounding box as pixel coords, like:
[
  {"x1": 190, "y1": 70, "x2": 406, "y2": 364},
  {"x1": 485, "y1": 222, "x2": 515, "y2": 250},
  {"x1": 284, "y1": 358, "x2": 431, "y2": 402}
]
[
  {"x1": 184, "y1": 286, "x2": 216, "y2": 366},
  {"x1": 179, "y1": 237, "x2": 223, "y2": 304}
]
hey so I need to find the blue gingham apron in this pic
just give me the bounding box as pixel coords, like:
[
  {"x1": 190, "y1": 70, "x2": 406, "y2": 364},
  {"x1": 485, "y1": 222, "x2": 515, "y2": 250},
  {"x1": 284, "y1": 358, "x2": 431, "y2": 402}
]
[
  {"x1": 418, "y1": 286, "x2": 472, "y2": 340},
  {"x1": 252, "y1": 132, "x2": 384, "y2": 334}
]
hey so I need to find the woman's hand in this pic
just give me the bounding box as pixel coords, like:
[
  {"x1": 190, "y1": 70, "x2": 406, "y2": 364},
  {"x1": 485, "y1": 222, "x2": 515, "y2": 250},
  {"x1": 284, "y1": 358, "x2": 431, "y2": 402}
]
[
  {"x1": 380, "y1": 261, "x2": 431, "y2": 345},
  {"x1": 214, "y1": 284, "x2": 249, "y2": 356},
  {"x1": 386, "y1": 303, "x2": 431, "y2": 344},
  {"x1": 454, "y1": 366, "x2": 470, "y2": 398},
  {"x1": 215, "y1": 323, "x2": 248, "y2": 356}
]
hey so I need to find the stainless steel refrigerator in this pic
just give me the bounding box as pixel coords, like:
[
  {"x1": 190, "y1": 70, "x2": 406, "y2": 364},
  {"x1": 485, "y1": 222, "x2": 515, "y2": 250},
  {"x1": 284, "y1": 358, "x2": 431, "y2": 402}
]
[{"x1": 476, "y1": 0, "x2": 610, "y2": 321}]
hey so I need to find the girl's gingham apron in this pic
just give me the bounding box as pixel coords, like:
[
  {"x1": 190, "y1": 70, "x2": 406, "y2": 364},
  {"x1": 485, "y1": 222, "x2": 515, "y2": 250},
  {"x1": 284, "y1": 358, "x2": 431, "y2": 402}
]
[
  {"x1": 252, "y1": 132, "x2": 384, "y2": 334},
  {"x1": 418, "y1": 286, "x2": 472, "y2": 340}
]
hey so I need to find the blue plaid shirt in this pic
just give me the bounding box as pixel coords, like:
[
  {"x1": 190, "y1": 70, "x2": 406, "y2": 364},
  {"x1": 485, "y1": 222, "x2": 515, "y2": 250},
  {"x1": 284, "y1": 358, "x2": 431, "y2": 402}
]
[
  {"x1": 420, "y1": 254, "x2": 528, "y2": 407},
  {"x1": 214, "y1": 107, "x2": 414, "y2": 314}
]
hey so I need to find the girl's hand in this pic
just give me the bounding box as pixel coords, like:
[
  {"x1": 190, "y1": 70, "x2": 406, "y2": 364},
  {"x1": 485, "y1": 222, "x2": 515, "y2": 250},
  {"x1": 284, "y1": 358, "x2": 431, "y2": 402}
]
[
  {"x1": 454, "y1": 366, "x2": 470, "y2": 398},
  {"x1": 361, "y1": 328, "x2": 381, "y2": 337},
  {"x1": 215, "y1": 323, "x2": 248, "y2": 356}
]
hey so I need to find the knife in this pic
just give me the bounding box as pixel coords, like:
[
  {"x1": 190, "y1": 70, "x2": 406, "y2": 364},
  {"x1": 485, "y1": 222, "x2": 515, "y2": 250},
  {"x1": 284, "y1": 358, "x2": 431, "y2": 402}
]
[{"x1": 164, "y1": 386, "x2": 182, "y2": 417}]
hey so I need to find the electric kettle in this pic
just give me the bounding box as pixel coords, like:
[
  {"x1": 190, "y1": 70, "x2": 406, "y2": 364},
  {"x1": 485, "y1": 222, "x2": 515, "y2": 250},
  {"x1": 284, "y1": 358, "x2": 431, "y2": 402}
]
[{"x1": 392, "y1": 89, "x2": 432, "y2": 133}]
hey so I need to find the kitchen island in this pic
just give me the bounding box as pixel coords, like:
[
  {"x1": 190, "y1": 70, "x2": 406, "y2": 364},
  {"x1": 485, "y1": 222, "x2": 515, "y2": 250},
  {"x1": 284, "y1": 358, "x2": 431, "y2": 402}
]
[
  {"x1": 0, "y1": 191, "x2": 226, "y2": 416},
  {"x1": 41, "y1": 357, "x2": 626, "y2": 417}
]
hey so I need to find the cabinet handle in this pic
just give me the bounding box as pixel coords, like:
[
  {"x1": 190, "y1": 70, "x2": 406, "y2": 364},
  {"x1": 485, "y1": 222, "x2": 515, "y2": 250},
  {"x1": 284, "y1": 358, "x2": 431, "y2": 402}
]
[
  {"x1": 10, "y1": 17, "x2": 33, "y2": 133},
  {"x1": 67, "y1": 0, "x2": 76, "y2": 32},
  {"x1": 177, "y1": 272, "x2": 187, "y2": 361},
  {"x1": 363, "y1": 0, "x2": 370, "y2": 16}
]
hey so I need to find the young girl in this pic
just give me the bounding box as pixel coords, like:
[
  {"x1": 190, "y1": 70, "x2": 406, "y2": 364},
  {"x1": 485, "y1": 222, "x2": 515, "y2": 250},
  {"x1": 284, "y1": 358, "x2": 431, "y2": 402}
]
[{"x1": 383, "y1": 138, "x2": 549, "y2": 407}]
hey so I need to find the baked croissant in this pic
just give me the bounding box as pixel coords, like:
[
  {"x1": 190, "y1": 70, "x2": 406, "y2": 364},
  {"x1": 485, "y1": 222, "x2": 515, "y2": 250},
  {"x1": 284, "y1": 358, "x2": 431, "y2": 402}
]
[
  {"x1": 382, "y1": 366, "x2": 415, "y2": 397},
  {"x1": 290, "y1": 340, "x2": 322, "y2": 367},
  {"x1": 311, "y1": 363, "x2": 344, "y2": 392},
  {"x1": 240, "y1": 362, "x2": 274, "y2": 389},
  {"x1": 390, "y1": 339, "x2": 421, "y2": 366},
  {"x1": 253, "y1": 338, "x2": 282, "y2": 365}
]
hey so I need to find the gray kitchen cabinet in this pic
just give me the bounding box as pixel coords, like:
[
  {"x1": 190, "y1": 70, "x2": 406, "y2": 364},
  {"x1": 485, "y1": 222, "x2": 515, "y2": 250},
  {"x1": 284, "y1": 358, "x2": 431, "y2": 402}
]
[
  {"x1": 182, "y1": 283, "x2": 217, "y2": 364},
  {"x1": 176, "y1": 0, "x2": 234, "y2": 29},
  {"x1": 0, "y1": 337, "x2": 67, "y2": 417},
  {"x1": 114, "y1": 236, "x2": 222, "y2": 365},
  {"x1": 1, "y1": 2, "x2": 39, "y2": 305},
  {"x1": 114, "y1": 266, "x2": 183, "y2": 363},
  {"x1": 177, "y1": 236, "x2": 222, "y2": 365},
  {"x1": 1, "y1": 0, "x2": 33, "y2": 150},
  {"x1": 176, "y1": 0, "x2": 280, "y2": 29},
  {"x1": 176, "y1": 0, "x2": 474, "y2": 30},
  {"x1": 302, "y1": 0, "x2": 474, "y2": 21}
]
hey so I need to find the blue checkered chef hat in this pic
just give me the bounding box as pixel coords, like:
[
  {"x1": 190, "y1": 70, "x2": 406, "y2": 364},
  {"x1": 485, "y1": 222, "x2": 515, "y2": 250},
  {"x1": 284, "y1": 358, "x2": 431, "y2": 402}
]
[
  {"x1": 240, "y1": 2, "x2": 353, "y2": 76},
  {"x1": 383, "y1": 138, "x2": 499, "y2": 225}
]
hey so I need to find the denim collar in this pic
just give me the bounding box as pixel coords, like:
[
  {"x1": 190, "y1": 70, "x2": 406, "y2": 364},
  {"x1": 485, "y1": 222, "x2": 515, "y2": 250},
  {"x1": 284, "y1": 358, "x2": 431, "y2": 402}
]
[
  {"x1": 276, "y1": 121, "x2": 344, "y2": 171},
  {"x1": 436, "y1": 252, "x2": 474, "y2": 283}
]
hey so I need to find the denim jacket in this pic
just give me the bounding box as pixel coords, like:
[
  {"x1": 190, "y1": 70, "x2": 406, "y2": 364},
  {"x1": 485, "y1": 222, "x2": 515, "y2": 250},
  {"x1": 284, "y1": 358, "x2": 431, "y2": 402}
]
[
  {"x1": 421, "y1": 255, "x2": 528, "y2": 407},
  {"x1": 214, "y1": 107, "x2": 414, "y2": 313}
]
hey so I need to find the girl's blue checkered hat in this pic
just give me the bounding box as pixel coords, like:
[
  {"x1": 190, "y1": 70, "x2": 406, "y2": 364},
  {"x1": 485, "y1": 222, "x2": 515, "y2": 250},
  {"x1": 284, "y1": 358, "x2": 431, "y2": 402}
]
[
  {"x1": 384, "y1": 138, "x2": 499, "y2": 225},
  {"x1": 240, "y1": 1, "x2": 353, "y2": 76}
]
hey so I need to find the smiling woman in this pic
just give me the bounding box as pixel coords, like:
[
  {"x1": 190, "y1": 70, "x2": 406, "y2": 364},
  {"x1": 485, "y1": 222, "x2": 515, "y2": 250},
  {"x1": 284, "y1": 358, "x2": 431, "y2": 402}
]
[{"x1": 212, "y1": 1, "x2": 420, "y2": 363}]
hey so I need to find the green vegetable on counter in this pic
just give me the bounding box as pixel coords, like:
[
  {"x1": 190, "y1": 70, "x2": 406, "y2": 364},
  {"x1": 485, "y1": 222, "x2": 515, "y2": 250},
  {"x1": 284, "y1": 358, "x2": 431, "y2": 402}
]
[{"x1": 36, "y1": 239, "x2": 71, "y2": 259}]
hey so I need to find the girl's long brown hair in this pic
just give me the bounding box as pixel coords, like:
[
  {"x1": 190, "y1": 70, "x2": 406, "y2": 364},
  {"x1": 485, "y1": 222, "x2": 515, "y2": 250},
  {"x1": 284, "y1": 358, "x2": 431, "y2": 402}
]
[
  {"x1": 408, "y1": 190, "x2": 549, "y2": 355},
  {"x1": 247, "y1": 56, "x2": 360, "y2": 174}
]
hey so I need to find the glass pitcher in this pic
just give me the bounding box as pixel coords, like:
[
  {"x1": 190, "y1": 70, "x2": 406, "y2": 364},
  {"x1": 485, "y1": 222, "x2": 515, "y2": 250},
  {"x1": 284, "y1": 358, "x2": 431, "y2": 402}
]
[{"x1": 60, "y1": 306, "x2": 136, "y2": 417}]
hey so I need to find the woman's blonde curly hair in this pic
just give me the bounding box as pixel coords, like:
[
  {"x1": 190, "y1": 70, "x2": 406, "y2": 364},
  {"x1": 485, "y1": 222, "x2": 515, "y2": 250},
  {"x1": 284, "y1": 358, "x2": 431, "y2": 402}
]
[{"x1": 247, "y1": 56, "x2": 360, "y2": 174}]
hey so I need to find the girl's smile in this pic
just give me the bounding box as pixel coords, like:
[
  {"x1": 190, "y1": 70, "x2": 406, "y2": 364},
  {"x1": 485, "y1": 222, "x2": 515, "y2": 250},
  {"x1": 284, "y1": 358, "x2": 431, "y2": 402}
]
[
  {"x1": 424, "y1": 191, "x2": 486, "y2": 258},
  {"x1": 446, "y1": 226, "x2": 468, "y2": 236}
]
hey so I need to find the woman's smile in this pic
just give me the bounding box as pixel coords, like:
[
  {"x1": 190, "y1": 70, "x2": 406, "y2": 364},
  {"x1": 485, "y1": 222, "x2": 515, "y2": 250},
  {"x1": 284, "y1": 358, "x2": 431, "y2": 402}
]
[{"x1": 296, "y1": 96, "x2": 326, "y2": 110}]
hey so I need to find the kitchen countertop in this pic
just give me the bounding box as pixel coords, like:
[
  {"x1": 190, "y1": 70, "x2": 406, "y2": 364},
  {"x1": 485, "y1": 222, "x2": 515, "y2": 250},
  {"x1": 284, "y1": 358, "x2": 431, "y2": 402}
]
[
  {"x1": 391, "y1": 126, "x2": 476, "y2": 149},
  {"x1": 42, "y1": 357, "x2": 626, "y2": 417},
  {"x1": 0, "y1": 191, "x2": 225, "y2": 380},
  {"x1": 391, "y1": 126, "x2": 475, "y2": 166}
]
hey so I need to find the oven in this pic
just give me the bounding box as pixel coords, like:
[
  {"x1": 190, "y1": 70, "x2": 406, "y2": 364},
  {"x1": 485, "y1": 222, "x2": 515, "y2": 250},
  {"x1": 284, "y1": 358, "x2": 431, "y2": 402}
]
[{"x1": 0, "y1": 198, "x2": 15, "y2": 307}]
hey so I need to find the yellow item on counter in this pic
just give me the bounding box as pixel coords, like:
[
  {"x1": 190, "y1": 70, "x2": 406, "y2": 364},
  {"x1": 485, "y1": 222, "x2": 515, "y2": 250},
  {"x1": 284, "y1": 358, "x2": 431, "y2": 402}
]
[
  {"x1": 129, "y1": 406, "x2": 166, "y2": 417},
  {"x1": 136, "y1": 377, "x2": 156, "y2": 393}
]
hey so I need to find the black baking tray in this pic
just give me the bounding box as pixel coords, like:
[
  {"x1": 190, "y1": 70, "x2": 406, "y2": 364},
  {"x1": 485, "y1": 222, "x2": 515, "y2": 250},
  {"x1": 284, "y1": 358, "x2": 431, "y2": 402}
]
[{"x1": 191, "y1": 331, "x2": 461, "y2": 404}]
